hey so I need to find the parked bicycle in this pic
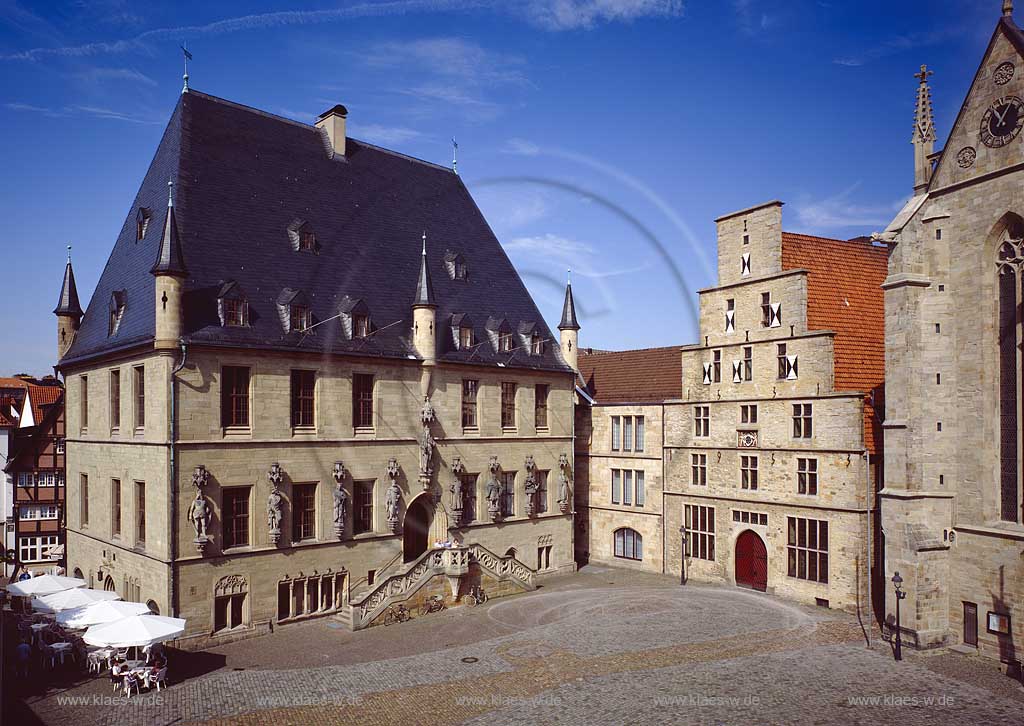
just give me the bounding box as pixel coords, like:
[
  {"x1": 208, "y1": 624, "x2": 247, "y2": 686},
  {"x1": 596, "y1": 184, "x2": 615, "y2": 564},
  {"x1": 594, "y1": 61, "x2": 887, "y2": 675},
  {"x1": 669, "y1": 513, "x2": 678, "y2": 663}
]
[
  {"x1": 467, "y1": 585, "x2": 488, "y2": 606},
  {"x1": 421, "y1": 595, "x2": 446, "y2": 616},
  {"x1": 383, "y1": 603, "x2": 411, "y2": 626}
]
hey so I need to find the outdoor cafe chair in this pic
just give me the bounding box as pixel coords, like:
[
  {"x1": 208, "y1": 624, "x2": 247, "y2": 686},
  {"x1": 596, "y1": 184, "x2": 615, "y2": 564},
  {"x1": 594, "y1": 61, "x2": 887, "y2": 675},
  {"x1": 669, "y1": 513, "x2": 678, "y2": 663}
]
[
  {"x1": 122, "y1": 673, "x2": 141, "y2": 698},
  {"x1": 150, "y1": 666, "x2": 168, "y2": 692}
]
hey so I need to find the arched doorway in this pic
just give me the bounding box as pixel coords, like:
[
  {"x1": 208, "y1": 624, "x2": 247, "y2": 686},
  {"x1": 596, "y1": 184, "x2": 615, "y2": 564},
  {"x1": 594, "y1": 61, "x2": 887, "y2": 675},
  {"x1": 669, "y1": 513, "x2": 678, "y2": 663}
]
[
  {"x1": 403, "y1": 496, "x2": 432, "y2": 562},
  {"x1": 103, "y1": 575, "x2": 116, "y2": 593},
  {"x1": 735, "y1": 530, "x2": 767, "y2": 591},
  {"x1": 72, "y1": 567, "x2": 84, "y2": 580}
]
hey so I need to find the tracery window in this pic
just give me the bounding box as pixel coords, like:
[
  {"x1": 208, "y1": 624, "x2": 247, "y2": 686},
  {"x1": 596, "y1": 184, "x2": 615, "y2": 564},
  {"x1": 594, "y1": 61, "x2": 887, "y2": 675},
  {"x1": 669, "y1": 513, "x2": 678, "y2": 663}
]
[{"x1": 996, "y1": 217, "x2": 1024, "y2": 523}]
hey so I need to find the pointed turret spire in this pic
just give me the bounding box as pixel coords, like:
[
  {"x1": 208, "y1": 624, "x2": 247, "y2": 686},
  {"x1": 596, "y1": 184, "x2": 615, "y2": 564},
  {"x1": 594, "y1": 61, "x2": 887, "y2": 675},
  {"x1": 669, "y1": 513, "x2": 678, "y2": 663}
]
[
  {"x1": 54, "y1": 245, "x2": 83, "y2": 318},
  {"x1": 1005, "y1": 0, "x2": 1014, "y2": 18},
  {"x1": 558, "y1": 270, "x2": 580, "y2": 331},
  {"x1": 912, "y1": 64, "x2": 936, "y2": 193},
  {"x1": 413, "y1": 231, "x2": 436, "y2": 307},
  {"x1": 150, "y1": 179, "x2": 188, "y2": 277}
]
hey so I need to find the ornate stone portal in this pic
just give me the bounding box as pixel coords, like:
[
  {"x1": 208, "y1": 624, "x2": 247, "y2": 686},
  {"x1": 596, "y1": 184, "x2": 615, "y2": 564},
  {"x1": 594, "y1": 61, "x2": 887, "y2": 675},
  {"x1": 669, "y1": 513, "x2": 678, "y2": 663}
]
[
  {"x1": 266, "y1": 462, "x2": 284, "y2": 545},
  {"x1": 385, "y1": 458, "x2": 402, "y2": 533},
  {"x1": 449, "y1": 457, "x2": 466, "y2": 524},
  {"x1": 418, "y1": 398, "x2": 437, "y2": 492},
  {"x1": 332, "y1": 461, "x2": 348, "y2": 540},
  {"x1": 524, "y1": 455, "x2": 538, "y2": 517},
  {"x1": 189, "y1": 465, "x2": 212, "y2": 554},
  {"x1": 485, "y1": 456, "x2": 502, "y2": 522},
  {"x1": 558, "y1": 453, "x2": 572, "y2": 514}
]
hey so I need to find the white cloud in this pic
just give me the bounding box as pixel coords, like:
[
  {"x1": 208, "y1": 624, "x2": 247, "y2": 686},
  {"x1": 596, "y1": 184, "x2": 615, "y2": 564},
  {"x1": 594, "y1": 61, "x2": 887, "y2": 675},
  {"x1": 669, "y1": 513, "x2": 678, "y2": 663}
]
[
  {"x1": 831, "y1": 27, "x2": 960, "y2": 67},
  {"x1": 363, "y1": 37, "x2": 528, "y2": 87},
  {"x1": 793, "y1": 184, "x2": 907, "y2": 230},
  {"x1": 274, "y1": 107, "x2": 318, "y2": 123},
  {"x1": 732, "y1": 0, "x2": 773, "y2": 37},
  {"x1": 74, "y1": 67, "x2": 156, "y2": 86},
  {"x1": 522, "y1": 0, "x2": 684, "y2": 30},
  {"x1": 4, "y1": 101, "x2": 159, "y2": 124},
  {"x1": 504, "y1": 233, "x2": 594, "y2": 256},
  {"x1": 350, "y1": 123, "x2": 423, "y2": 145}
]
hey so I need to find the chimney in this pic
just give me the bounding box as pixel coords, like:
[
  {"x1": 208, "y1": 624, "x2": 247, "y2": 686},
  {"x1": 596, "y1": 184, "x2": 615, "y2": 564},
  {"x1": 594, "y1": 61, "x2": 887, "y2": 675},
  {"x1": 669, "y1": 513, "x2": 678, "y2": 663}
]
[{"x1": 316, "y1": 104, "x2": 348, "y2": 158}]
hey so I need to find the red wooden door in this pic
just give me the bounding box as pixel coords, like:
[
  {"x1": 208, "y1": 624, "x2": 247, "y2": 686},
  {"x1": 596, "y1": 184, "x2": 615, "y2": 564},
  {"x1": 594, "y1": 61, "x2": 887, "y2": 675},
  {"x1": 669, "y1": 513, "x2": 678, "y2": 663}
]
[{"x1": 735, "y1": 530, "x2": 768, "y2": 591}]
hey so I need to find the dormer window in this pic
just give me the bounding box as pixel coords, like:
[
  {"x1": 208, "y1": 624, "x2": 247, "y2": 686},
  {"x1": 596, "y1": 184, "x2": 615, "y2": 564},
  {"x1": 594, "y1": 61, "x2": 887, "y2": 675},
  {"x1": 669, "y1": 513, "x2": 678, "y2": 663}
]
[
  {"x1": 460, "y1": 326, "x2": 474, "y2": 348},
  {"x1": 353, "y1": 313, "x2": 370, "y2": 339},
  {"x1": 287, "y1": 219, "x2": 319, "y2": 254},
  {"x1": 499, "y1": 330, "x2": 514, "y2": 352},
  {"x1": 136, "y1": 208, "x2": 152, "y2": 241},
  {"x1": 217, "y1": 280, "x2": 250, "y2": 327},
  {"x1": 445, "y1": 251, "x2": 468, "y2": 280},
  {"x1": 299, "y1": 226, "x2": 316, "y2": 252},
  {"x1": 531, "y1": 333, "x2": 544, "y2": 355},
  {"x1": 291, "y1": 304, "x2": 311, "y2": 332},
  {"x1": 108, "y1": 290, "x2": 126, "y2": 336}
]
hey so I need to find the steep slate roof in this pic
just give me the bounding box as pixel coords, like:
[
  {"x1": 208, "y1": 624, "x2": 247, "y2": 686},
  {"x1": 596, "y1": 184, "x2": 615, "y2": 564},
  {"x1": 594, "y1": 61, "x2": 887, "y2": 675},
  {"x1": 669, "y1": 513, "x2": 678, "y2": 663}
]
[
  {"x1": 62, "y1": 91, "x2": 569, "y2": 374},
  {"x1": 579, "y1": 346, "x2": 683, "y2": 404},
  {"x1": 54, "y1": 259, "x2": 83, "y2": 318},
  {"x1": 781, "y1": 232, "x2": 889, "y2": 454}
]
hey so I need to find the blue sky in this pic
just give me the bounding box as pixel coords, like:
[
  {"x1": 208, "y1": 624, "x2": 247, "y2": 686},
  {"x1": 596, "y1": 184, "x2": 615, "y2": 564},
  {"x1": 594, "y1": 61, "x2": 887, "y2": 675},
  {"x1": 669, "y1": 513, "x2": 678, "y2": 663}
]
[{"x1": 0, "y1": 0, "x2": 1004, "y2": 375}]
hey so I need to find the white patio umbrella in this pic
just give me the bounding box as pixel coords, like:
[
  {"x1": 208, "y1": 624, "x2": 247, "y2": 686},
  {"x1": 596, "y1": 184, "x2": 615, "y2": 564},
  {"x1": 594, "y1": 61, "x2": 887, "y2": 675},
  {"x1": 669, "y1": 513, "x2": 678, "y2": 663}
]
[
  {"x1": 83, "y1": 613, "x2": 186, "y2": 648},
  {"x1": 57, "y1": 600, "x2": 151, "y2": 629},
  {"x1": 33, "y1": 587, "x2": 121, "y2": 613},
  {"x1": 6, "y1": 574, "x2": 86, "y2": 597}
]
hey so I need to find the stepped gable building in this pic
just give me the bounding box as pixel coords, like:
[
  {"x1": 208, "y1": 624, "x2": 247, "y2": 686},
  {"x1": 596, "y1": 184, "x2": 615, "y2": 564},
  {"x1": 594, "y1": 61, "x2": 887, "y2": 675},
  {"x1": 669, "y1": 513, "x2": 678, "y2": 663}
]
[
  {"x1": 878, "y1": 3, "x2": 1024, "y2": 661},
  {"x1": 574, "y1": 346, "x2": 682, "y2": 572},
  {"x1": 57, "y1": 89, "x2": 575, "y2": 645},
  {"x1": 662, "y1": 201, "x2": 888, "y2": 613}
]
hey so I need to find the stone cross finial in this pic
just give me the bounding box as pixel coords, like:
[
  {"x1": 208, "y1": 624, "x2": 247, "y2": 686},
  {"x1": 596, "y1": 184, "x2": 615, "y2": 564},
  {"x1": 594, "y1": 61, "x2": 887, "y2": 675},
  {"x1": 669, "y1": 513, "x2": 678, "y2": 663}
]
[{"x1": 914, "y1": 64, "x2": 933, "y2": 84}]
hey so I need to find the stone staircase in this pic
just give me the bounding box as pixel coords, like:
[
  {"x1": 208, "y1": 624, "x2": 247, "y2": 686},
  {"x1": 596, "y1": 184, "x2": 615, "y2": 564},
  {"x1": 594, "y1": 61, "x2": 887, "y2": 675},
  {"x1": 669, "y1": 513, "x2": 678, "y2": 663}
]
[{"x1": 334, "y1": 543, "x2": 536, "y2": 631}]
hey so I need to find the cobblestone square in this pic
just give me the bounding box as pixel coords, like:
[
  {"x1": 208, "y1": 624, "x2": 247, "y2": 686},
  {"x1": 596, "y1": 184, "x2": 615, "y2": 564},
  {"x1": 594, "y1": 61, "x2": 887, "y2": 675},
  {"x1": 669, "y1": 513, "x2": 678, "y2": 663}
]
[{"x1": 12, "y1": 566, "x2": 1024, "y2": 725}]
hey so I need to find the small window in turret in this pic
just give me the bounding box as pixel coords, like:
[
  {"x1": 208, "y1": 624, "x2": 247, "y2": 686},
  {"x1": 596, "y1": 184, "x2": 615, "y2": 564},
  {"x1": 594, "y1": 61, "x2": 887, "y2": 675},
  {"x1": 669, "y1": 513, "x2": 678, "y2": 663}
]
[{"x1": 136, "y1": 208, "x2": 152, "y2": 241}]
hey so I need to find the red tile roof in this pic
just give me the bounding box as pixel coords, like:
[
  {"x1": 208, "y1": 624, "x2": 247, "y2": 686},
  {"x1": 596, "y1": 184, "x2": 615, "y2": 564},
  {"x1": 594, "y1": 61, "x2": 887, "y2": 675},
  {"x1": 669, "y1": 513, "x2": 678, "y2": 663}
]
[
  {"x1": 26, "y1": 384, "x2": 62, "y2": 425},
  {"x1": 781, "y1": 232, "x2": 889, "y2": 454},
  {"x1": 579, "y1": 346, "x2": 683, "y2": 404}
]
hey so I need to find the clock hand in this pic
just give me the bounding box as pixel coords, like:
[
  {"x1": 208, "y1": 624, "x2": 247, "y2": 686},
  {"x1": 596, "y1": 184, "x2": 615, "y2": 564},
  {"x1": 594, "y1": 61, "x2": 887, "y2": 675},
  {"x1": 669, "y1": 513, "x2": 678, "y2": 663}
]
[{"x1": 994, "y1": 104, "x2": 1010, "y2": 127}]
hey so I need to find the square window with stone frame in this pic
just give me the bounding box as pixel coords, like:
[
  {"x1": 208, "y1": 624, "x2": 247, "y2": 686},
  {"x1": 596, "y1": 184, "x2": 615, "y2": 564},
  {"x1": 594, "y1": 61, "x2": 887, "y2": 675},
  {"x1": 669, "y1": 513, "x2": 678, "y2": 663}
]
[
  {"x1": 461, "y1": 379, "x2": 478, "y2": 429},
  {"x1": 742, "y1": 346, "x2": 753, "y2": 381},
  {"x1": 611, "y1": 469, "x2": 621, "y2": 504},
  {"x1": 223, "y1": 487, "x2": 251, "y2": 549},
  {"x1": 684, "y1": 504, "x2": 715, "y2": 561},
  {"x1": 740, "y1": 455, "x2": 758, "y2": 490},
  {"x1": 111, "y1": 478, "x2": 121, "y2": 538},
  {"x1": 352, "y1": 373, "x2": 374, "y2": 429},
  {"x1": 501, "y1": 471, "x2": 516, "y2": 517},
  {"x1": 787, "y1": 516, "x2": 828, "y2": 583},
  {"x1": 792, "y1": 403, "x2": 813, "y2": 438},
  {"x1": 740, "y1": 404, "x2": 757, "y2": 424},
  {"x1": 292, "y1": 483, "x2": 317, "y2": 541},
  {"x1": 109, "y1": 369, "x2": 120, "y2": 430},
  {"x1": 798, "y1": 458, "x2": 818, "y2": 495},
  {"x1": 80, "y1": 375, "x2": 88, "y2": 432},
  {"x1": 221, "y1": 366, "x2": 250, "y2": 429},
  {"x1": 354, "y1": 480, "x2": 374, "y2": 534},
  {"x1": 290, "y1": 370, "x2": 316, "y2": 429},
  {"x1": 135, "y1": 481, "x2": 146, "y2": 544},
  {"x1": 80, "y1": 474, "x2": 88, "y2": 527},
  {"x1": 623, "y1": 470, "x2": 633, "y2": 505},
  {"x1": 214, "y1": 591, "x2": 246, "y2": 632},
  {"x1": 713, "y1": 349, "x2": 721, "y2": 383},
  {"x1": 624, "y1": 416, "x2": 633, "y2": 452},
  {"x1": 501, "y1": 382, "x2": 517, "y2": 428},
  {"x1": 611, "y1": 415, "x2": 621, "y2": 451},
  {"x1": 694, "y1": 405, "x2": 710, "y2": 437},
  {"x1": 535, "y1": 384, "x2": 549, "y2": 430},
  {"x1": 691, "y1": 453, "x2": 707, "y2": 486},
  {"x1": 761, "y1": 292, "x2": 772, "y2": 328},
  {"x1": 133, "y1": 365, "x2": 145, "y2": 429},
  {"x1": 777, "y1": 343, "x2": 788, "y2": 379}
]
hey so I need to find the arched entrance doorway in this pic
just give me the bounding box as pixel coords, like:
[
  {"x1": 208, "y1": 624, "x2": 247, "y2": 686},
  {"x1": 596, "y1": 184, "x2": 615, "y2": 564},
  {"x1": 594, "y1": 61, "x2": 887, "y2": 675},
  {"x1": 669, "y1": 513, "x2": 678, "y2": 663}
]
[
  {"x1": 403, "y1": 496, "x2": 432, "y2": 562},
  {"x1": 735, "y1": 530, "x2": 767, "y2": 591}
]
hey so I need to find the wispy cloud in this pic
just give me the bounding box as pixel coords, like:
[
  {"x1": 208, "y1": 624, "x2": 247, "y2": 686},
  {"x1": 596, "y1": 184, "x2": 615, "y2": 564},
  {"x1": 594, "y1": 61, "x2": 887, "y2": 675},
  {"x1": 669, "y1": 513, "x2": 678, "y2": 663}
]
[
  {"x1": 832, "y1": 27, "x2": 959, "y2": 67},
  {"x1": 274, "y1": 107, "x2": 317, "y2": 123},
  {"x1": 74, "y1": 66, "x2": 156, "y2": 86},
  {"x1": 504, "y1": 233, "x2": 594, "y2": 256},
  {"x1": 4, "y1": 1, "x2": 685, "y2": 62},
  {"x1": 350, "y1": 123, "x2": 423, "y2": 145},
  {"x1": 4, "y1": 101, "x2": 160, "y2": 124},
  {"x1": 793, "y1": 184, "x2": 906, "y2": 230},
  {"x1": 733, "y1": 0, "x2": 773, "y2": 37}
]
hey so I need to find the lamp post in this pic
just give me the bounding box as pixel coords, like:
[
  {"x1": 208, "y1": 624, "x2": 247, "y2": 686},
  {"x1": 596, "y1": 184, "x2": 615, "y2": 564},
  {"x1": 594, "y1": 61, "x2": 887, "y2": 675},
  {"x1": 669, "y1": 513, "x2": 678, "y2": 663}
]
[
  {"x1": 892, "y1": 571, "x2": 906, "y2": 661},
  {"x1": 679, "y1": 525, "x2": 688, "y2": 586}
]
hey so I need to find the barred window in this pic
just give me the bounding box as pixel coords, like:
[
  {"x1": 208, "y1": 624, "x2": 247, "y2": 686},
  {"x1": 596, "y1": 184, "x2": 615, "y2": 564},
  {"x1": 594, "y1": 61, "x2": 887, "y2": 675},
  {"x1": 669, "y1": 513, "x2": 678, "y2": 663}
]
[
  {"x1": 684, "y1": 504, "x2": 715, "y2": 561},
  {"x1": 694, "y1": 406, "x2": 710, "y2": 437},
  {"x1": 740, "y1": 455, "x2": 758, "y2": 490},
  {"x1": 787, "y1": 517, "x2": 828, "y2": 583},
  {"x1": 798, "y1": 458, "x2": 818, "y2": 495},
  {"x1": 691, "y1": 453, "x2": 707, "y2": 486},
  {"x1": 353, "y1": 374, "x2": 374, "y2": 428},
  {"x1": 792, "y1": 403, "x2": 813, "y2": 439}
]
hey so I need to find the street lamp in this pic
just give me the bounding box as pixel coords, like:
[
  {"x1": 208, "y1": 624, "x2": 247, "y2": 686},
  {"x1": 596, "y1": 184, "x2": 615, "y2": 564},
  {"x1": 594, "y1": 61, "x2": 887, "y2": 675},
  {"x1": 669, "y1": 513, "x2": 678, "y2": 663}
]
[
  {"x1": 892, "y1": 571, "x2": 906, "y2": 661},
  {"x1": 679, "y1": 525, "x2": 688, "y2": 586}
]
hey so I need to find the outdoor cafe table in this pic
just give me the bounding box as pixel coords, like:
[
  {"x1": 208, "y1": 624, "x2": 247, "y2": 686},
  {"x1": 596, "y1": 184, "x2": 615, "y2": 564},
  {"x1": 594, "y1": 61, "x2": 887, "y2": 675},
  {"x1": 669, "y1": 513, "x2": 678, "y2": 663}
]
[
  {"x1": 29, "y1": 622, "x2": 49, "y2": 644},
  {"x1": 47, "y1": 642, "x2": 73, "y2": 668}
]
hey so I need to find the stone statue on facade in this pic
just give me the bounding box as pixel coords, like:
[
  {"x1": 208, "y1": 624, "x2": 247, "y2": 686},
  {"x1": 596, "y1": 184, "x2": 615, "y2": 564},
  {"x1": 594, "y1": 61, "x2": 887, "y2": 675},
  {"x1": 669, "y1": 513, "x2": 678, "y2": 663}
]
[
  {"x1": 524, "y1": 455, "x2": 538, "y2": 517},
  {"x1": 558, "y1": 453, "x2": 572, "y2": 514},
  {"x1": 418, "y1": 397, "x2": 437, "y2": 490},
  {"x1": 267, "y1": 463, "x2": 284, "y2": 545},
  {"x1": 385, "y1": 458, "x2": 402, "y2": 533},
  {"x1": 332, "y1": 461, "x2": 348, "y2": 539},
  {"x1": 188, "y1": 492, "x2": 211, "y2": 553},
  {"x1": 486, "y1": 455, "x2": 501, "y2": 522},
  {"x1": 449, "y1": 457, "x2": 466, "y2": 523}
]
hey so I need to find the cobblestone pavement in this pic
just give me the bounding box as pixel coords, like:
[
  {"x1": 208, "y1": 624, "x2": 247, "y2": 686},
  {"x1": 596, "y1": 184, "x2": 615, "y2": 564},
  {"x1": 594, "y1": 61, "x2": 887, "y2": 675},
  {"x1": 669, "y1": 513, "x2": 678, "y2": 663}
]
[{"x1": 17, "y1": 566, "x2": 1024, "y2": 725}]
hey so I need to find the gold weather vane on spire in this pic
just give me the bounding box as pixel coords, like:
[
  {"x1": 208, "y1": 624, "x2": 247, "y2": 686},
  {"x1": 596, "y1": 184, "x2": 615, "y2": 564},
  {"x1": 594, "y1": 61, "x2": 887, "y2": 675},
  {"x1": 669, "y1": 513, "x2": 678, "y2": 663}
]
[{"x1": 181, "y1": 43, "x2": 192, "y2": 94}]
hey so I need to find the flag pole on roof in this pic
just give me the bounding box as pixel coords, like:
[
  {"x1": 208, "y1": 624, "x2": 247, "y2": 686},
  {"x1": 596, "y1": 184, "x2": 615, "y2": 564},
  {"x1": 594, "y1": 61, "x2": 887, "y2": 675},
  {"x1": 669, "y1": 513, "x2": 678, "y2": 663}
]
[{"x1": 181, "y1": 43, "x2": 192, "y2": 94}]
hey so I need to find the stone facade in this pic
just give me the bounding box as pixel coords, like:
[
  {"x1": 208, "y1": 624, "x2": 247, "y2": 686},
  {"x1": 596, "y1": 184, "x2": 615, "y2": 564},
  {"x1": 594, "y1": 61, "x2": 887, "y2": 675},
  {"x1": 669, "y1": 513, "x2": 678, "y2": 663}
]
[{"x1": 879, "y1": 10, "x2": 1024, "y2": 664}]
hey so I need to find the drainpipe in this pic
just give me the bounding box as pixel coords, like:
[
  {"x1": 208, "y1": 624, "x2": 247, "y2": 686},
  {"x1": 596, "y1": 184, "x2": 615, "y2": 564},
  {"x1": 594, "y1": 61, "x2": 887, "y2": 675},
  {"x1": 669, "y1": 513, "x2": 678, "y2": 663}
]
[
  {"x1": 864, "y1": 448, "x2": 872, "y2": 645},
  {"x1": 169, "y1": 340, "x2": 188, "y2": 617}
]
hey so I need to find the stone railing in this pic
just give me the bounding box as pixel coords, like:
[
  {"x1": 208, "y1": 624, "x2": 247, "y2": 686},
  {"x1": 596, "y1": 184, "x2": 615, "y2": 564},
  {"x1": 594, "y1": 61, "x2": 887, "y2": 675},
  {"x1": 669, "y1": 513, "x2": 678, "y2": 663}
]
[{"x1": 466, "y1": 543, "x2": 536, "y2": 590}]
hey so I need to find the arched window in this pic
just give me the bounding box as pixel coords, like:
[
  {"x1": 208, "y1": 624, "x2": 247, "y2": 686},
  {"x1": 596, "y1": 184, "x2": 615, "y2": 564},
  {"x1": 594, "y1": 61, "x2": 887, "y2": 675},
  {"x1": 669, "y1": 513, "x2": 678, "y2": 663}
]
[
  {"x1": 103, "y1": 575, "x2": 116, "y2": 592},
  {"x1": 614, "y1": 528, "x2": 643, "y2": 561},
  {"x1": 72, "y1": 567, "x2": 84, "y2": 580},
  {"x1": 146, "y1": 599, "x2": 160, "y2": 615},
  {"x1": 504, "y1": 547, "x2": 517, "y2": 558},
  {"x1": 997, "y1": 216, "x2": 1024, "y2": 523}
]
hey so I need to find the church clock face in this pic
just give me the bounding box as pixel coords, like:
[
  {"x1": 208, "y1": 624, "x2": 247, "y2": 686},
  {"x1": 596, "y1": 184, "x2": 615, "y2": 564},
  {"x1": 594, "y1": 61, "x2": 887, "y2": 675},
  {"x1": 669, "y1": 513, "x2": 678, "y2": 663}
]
[{"x1": 980, "y1": 96, "x2": 1024, "y2": 148}]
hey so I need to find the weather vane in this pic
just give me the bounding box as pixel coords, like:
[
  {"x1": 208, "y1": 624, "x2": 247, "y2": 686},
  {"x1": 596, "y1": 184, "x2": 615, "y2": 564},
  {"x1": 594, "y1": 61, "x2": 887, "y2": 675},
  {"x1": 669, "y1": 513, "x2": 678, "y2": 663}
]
[
  {"x1": 181, "y1": 43, "x2": 192, "y2": 94},
  {"x1": 452, "y1": 137, "x2": 458, "y2": 175}
]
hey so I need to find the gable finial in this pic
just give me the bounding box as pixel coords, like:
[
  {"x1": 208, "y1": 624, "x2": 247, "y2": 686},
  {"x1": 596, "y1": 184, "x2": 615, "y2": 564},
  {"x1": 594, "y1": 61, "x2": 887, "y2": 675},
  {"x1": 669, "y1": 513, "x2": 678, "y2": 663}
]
[
  {"x1": 452, "y1": 137, "x2": 458, "y2": 175},
  {"x1": 1005, "y1": 0, "x2": 1014, "y2": 18},
  {"x1": 168, "y1": 178, "x2": 174, "y2": 208},
  {"x1": 181, "y1": 43, "x2": 192, "y2": 94},
  {"x1": 422, "y1": 231, "x2": 427, "y2": 255},
  {"x1": 67, "y1": 244, "x2": 72, "y2": 263}
]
